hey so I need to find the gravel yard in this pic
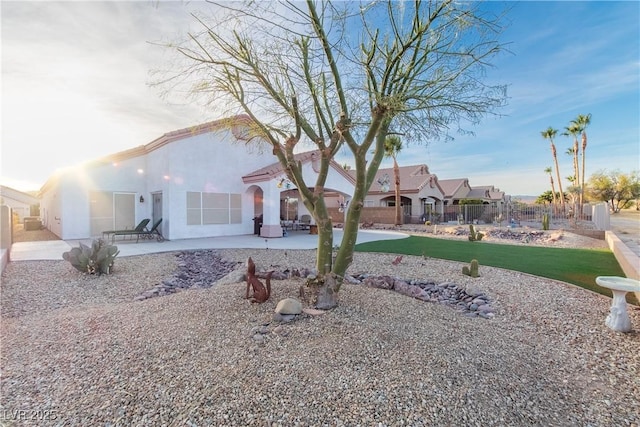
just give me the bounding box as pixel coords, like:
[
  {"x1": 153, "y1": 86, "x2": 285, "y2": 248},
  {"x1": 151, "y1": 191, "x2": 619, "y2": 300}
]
[{"x1": 1, "y1": 235, "x2": 639, "y2": 426}]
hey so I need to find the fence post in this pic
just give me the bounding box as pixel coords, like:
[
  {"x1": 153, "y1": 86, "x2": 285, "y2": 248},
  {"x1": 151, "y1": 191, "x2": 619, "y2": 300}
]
[
  {"x1": 592, "y1": 203, "x2": 611, "y2": 231},
  {"x1": 1, "y1": 205, "x2": 12, "y2": 274}
]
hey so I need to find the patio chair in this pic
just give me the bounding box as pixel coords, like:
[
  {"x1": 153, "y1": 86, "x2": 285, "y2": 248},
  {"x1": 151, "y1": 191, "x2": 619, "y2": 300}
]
[
  {"x1": 134, "y1": 218, "x2": 164, "y2": 242},
  {"x1": 103, "y1": 218, "x2": 150, "y2": 242},
  {"x1": 299, "y1": 215, "x2": 311, "y2": 230}
]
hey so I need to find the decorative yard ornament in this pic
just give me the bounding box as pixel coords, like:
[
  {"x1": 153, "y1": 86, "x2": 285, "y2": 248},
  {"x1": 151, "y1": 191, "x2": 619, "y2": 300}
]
[
  {"x1": 277, "y1": 177, "x2": 292, "y2": 189},
  {"x1": 377, "y1": 174, "x2": 391, "y2": 193}
]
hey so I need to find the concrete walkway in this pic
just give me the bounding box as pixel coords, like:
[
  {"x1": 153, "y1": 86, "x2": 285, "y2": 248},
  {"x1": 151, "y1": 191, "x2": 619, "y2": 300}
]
[{"x1": 9, "y1": 229, "x2": 408, "y2": 262}]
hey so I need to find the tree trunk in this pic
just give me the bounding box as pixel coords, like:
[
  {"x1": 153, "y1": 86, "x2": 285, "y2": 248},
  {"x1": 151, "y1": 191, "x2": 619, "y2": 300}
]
[
  {"x1": 296, "y1": 210, "x2": 340, "y2": 310},
  {"x1": 580, "y1": 136, "x2": 587, "y2": 211},
  {"x1": 300, "y1": 273, "x2": 340, "y2": 310},
  {"x1": 573, "y1": 139, "x2": 580, "y2": 190},
  {"x1": 393, "y1": 158, "x2": 402, "y2": 225},
  {"x1": 552, "y1": 143, "x2": 565, "y2": 213},
  {"x1": 315, "y1": 218, "x2": 334, "y2": 276}
]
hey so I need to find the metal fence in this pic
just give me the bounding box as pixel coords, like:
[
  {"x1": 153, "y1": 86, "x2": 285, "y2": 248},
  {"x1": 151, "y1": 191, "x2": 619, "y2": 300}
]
[{"x1": 407, "y1": 203, "x2": 591, "y2": 226}]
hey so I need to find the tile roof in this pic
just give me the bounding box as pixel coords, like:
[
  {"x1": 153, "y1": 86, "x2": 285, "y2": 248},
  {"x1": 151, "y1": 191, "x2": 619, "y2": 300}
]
[
  {"x1": 242, "y1": 150, "x2": 356, "y2": 184},
  {"x1": 101, "y1": 115, "x2": 257, "y2": 165},
  {"x1": 40, "y1": 115, "x2": 259, "y2": 192},
  {"x1": 437, "y1": 178, "x2": 470, "y2": 198},
  {"x1": 0, "y1": 185, "x2": 39, "y2": 204},
  {"x1": 348, "y1": 164, "x2": 441, "y2": 194}
]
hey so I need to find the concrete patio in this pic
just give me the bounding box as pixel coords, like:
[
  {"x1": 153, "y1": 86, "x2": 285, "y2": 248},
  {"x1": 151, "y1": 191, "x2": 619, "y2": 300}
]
[{"x1": 8, "y1": 228, "x2": 408, "y2": 262}]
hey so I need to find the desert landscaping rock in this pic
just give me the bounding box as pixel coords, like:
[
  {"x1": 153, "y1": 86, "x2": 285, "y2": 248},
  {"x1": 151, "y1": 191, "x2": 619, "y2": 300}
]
[
  {"x1": 356, "y1": 274, "x2": 495, "y2": 316},
  {"x1": 275, "y1": 297, "x2": 303, "y2": 315},
  {"x1": 215, "y1": 269, "x2": 246, "y2": 285},
  {"x1": 1, "y1": 233, "x2": 638, "y2": 426},
  {"x1": 302, "y1": 307, "x2": 326, "y2": 316},
  {"x1": 134, "y1": 250, "x2": 239, "y2": 300}
]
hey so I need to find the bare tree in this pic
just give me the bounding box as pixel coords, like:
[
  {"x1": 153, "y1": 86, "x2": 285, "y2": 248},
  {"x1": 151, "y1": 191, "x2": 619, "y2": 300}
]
[{"x1": 155, "y1": 0, "x2": 508, "y2": 308}]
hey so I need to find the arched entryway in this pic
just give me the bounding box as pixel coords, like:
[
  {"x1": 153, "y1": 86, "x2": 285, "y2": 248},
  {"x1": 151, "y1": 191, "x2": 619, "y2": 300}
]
[
  {"x1": 246, "y1": 185, "x2": 264, "y2": 235},
  {"x1": 381, "y1": 195, "x2": 412, "y2": 222}
]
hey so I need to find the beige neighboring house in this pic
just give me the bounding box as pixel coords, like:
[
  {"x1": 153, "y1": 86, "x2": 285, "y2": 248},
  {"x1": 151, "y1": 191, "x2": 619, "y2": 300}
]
[
  {"x1": 437, "y1": 178, "x2": 508, "y2": 223},
  {"x1": 438, "y1": 179, "x2": 506, "y2": 205},
  {"x1": 322, "y1": 164, "x2": 446, "y2": 223},
  {"x1": 469, "y1": 185, "x2": 507, "y2": 205},
  {"x1": 0, "y1": 185, "x2": 39, "y2": 222},
  {"x1": 324, "y1": 168, "x2": 509, "y2": 224}
]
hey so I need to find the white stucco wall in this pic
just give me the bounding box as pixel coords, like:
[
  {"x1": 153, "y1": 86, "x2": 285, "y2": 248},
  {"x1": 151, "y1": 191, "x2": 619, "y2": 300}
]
[
  {"x1": 156, "y1": 128, "x2": 276, "y2": 240},
  {"x1": 39, "y1": 123, "x2": 356, "y2": 241},
  {"x1": 1, "y1": 200, "x2": 30, "y2": 221},
  {"x1": 40, "y1": 157, "x2": 150, "y2": 239},
  {"x1": 40, "y1": 182, "x2": 62, "y2": 238}
]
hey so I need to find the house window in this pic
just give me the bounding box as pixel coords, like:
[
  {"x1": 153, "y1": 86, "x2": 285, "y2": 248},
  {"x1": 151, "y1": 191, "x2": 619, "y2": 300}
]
[
  {"x1": 186, "y1": 191, "x2": 242, "y2": 225},
  {"x1": 89, "y1": 191, "x2": 135, "y2": 236},
  {"x1": 186, "y1": 192, "x2": 202, "y2": 225}
]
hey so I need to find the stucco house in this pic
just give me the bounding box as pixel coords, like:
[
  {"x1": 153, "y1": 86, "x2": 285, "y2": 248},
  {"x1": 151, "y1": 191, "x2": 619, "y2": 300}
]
[
  {"x1": 39, "y1": 116, "x2": 355, "y2": 241},
  {"x1": 467, "y1": 185, "x2": 506, "y2": 205},
  {"x1": 325, "y1": 165, "x2": 508, "y2": 224},
  {"x1": 438, "y1": 179, "x2": 506, "y2": 206},
  {"x1": 0, "y1": 185, "x2": 39, "y2": 222},
  {"x1": 336, "y1": 164, "x2": 446, "y2": 223}
]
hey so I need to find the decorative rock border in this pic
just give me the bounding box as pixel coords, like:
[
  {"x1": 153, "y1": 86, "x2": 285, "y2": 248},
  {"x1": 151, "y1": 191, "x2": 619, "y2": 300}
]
[
  {"x1": 135, "y1": 250, "x2": 495, "y2": 319},
  {"x1": 134, "y1": 250, "x2": 239, "y2": 301},
  {"x1": 349, "y1": 274, "x2": 495, "y2": 318}
]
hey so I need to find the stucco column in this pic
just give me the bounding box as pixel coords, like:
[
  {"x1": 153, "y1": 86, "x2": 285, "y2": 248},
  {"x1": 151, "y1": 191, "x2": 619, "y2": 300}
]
[{"x1": 260, "y1": 184, "x2": 283, "y2": 238}]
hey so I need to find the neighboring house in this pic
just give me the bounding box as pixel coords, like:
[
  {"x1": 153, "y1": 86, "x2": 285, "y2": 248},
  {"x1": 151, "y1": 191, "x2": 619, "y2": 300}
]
[
  {"x1": 0, "y1": 185, "x2": 39, "y2": 222},
  {"x1": 39, "y1": 116, "x2": 355, "y2": 240},
  {"x1": 469, "y1": 185, "x2": 507, "y2": 205},
  {"x1": 357, "y1": 164, "x2": 446, "y2": 223},
  {"x1": 321, "y1": 164, "x2": 446, "y2": 223},
  {"x1": 326, "y1": 167, "x2": 508, "y2": 224},
  {"x1": 437, "y1": 179, "x2": 509, "y2": 223},
  {"x1": 438, "y1": 180, "x2": 507, "y2": 206},
  {"x1": 438, "y1": 178, "x2": 472, "y2": 205}
]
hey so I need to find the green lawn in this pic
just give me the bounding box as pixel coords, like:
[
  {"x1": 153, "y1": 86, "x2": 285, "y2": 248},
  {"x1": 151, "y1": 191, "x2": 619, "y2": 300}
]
[{"x1": 355, "y1": 235, "x2": 637, "y2": 304}]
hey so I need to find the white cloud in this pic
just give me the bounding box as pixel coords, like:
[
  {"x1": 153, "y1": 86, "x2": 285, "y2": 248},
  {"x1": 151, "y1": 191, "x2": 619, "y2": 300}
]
[{"x1": 0, "y1": 0, "x2": 638, "y2": 198}]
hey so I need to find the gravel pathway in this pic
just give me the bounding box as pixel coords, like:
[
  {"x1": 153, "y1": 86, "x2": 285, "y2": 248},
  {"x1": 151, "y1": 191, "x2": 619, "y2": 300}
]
[{"x1": 1, "y1": 243, "x2": 639, "y2": 426}]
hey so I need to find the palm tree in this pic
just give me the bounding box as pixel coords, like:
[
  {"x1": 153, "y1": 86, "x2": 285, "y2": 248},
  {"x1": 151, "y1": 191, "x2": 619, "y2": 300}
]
[
  {"x1": 563, "y1": 122, "x2": 581, "y2": 188},
  {"x1": 544, "y1": 167, "x2": 558, "y2": 207},
  {"x1": 541, "y1": 127, "x2": 565, "y2": 212},
  {"x1": 572, "y1": 113, "x2": 592, "y2": 208},
  {"x1": 565, "y1": 147, "x2": 578, "y2": 188},
  {"x1": 384, "y1": 135, "x2": 403, "y2": 225}
]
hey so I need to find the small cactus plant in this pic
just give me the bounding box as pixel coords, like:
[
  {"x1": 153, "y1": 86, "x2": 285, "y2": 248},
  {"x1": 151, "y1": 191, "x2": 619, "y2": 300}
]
[
  {"x1": 462, "y1": 259, "x2": 480, "y2": 278},
  {"x1": 63, "y1": 239, "x2": 119, "y2": 275},
  {"x1": 468, "y1": 224, "x2": 484, "y2": 241},
  {"x1": 542, "y1": 213, "x2": 550, "y2": 230}
]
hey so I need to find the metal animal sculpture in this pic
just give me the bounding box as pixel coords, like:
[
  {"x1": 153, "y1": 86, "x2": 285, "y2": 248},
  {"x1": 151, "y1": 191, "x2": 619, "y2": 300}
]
[{"x1": 245, "y1": 257, "x2": 272, "y2": 303}]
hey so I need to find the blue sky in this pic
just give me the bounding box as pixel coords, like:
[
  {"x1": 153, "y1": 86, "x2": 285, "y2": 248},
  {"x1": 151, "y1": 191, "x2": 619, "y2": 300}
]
[{"x1": 1, "y1": 1, "x2": 638, "y2": 197}]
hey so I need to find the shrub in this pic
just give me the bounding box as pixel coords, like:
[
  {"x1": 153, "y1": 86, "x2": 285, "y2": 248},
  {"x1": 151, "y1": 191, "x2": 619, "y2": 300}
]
[
  {"x1": 542, "y1": 213, "x2": 550, "y2": 230},
  {"x1": 462, "y1": 259, "x2": 480, "y2": 278},
  {"x1": 62, "y1": 239, "x2": 119, "y2": 275},
  {"x1": 468, "y1": 224, "x2": 484, "y2": 241}
]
